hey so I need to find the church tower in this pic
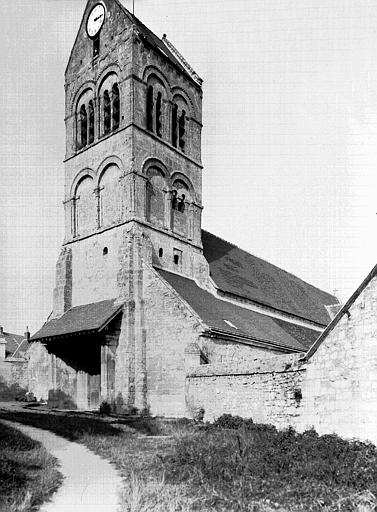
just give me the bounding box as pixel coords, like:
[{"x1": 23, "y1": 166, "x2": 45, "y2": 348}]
[
  {"x1": 57, "y1": 0, "x2": 205, "y2": 318},
  {"x1": 31, "y1": 0, "x2": 209, "y2": 412}
]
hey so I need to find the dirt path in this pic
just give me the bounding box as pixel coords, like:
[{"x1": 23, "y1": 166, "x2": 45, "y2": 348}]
[{"x1": 1, "y1": 419, "x2": 123, "y2": 512}]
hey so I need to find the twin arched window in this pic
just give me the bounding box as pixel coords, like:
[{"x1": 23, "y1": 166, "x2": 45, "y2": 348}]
[
  {"x1": 72, "y1": 164, "x2": 121, "y2": 237},
  {"x1": 144, "y1": 165, "x2": 192, "y2": 239},
  {"x1": 76, "y1": 82, "x2": 121, "y2": 151},
  {"x1": 145, "y1": 83, "x2": 188, "y2": 152}
]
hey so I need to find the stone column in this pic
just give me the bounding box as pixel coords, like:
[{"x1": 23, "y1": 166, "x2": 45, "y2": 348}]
[
  {"x1": 187, "y1": 202, "x2": 194, "y2": 241},
  {"x1": 163, "y1": 188, "x2": 171, "y2": 230}
]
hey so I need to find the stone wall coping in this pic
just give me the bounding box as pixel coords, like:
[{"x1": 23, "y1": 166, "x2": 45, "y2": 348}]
[{"x1": 187, "y1": 354, "x2": 306, "y2": 378}]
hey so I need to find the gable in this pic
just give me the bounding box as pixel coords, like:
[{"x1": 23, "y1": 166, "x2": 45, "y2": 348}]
[
  {"x1": 66, "y1": 0, "x2": 199, "y2": 87},
  {"x1": 202, "y1": 230, "x2": 337, "y2": 326},
  {"x1": 65, "y1": 0, "x2": 133, "y2": 78},
  {"x1": 304, "y1": 264, "x2": 377, "y2": 360}
]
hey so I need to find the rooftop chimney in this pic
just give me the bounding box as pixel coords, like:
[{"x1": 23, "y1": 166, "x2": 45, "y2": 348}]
[
  {"x1": 24, "y1": 327, "x2": 30, "y2": 342},
  {"x1": 0, "y1": 326, "x2": 3, "y2": 336}
]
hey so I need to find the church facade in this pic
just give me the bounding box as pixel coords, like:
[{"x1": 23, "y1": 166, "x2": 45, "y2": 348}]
[{"x1": 28, "y1": 0, "x2": 337, "y2": 416}]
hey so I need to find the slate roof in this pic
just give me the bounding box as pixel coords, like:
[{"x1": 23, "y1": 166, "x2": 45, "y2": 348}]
[
  {"x1": 201, "y1": 230, "x2": 337, "y2": 326},
  {"x1": 158, "y1": 269, "x2": 320, "y2": 352},
  {"x1": 31, "y1": 300, "x2": 122, "y2": 342},
  {"x1": 1, "y1": 330, "x2": 26, "y2": 358}
]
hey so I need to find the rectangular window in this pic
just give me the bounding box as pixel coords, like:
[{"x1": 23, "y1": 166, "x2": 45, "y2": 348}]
[
  {"x1": 93, "y1": 34, "x2": 100, "y2": 58},
  {"x1": 173, "y1": 248, "x2": 182, "y2": 271}
]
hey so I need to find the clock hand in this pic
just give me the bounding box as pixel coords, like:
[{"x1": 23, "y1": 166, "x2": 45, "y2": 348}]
[{"x1": 94, "y1": 14, "x2": 103, "y2": 22}]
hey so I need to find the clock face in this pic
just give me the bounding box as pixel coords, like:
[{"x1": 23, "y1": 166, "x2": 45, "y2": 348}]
[{"x1": 87, "y1": 3, "x2": 106, "y2": 38}]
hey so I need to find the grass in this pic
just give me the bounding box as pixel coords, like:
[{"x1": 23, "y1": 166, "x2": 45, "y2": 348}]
[
  {"x1": 0, "y1": 408, "x2": 377, "y2": 511},
  {"x1": 0, "y1": 421, "x2": 63, "y2": 512}
]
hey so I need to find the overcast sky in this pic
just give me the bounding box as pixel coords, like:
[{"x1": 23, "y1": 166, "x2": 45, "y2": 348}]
[{"x1": 1, "y1": 0, "x2": 376, "y2": 334}]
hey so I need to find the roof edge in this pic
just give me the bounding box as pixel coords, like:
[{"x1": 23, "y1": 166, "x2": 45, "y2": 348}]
[
  {"x1": 203, "y1": 328, "x2": 305, "y2": 354},
  {"x1": 303, "y1": 263, "x2": 377, "y2": 361}
]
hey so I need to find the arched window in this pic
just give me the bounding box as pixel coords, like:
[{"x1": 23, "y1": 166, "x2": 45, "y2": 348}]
[
  {"x1": 172, "y1": 179, "x2": 190, "y2": 237},
  {"x1": 88, "y1": 101, "x2": 94, "y2": 144},
  {"x1": 80, "y1": 105, "x2": 88, "y2": 148},
  {"x1": 156, "y1": 92, "x2": 162, "y2": 137},
  {"x1": 112, "y1": 84, "x2": 120, "y2": 131},
  {"x1": 172, "y1": 104, "x2": 178, "y2": 147},
  {"x1": 179, "y1": 110, "x2": 186, "y2": 151},
  {"x1": 98, "y1": 164, "x2": 121, "y2": 227},
  {"x1": 103, "y1": 90, "x2": 111, "y2": 135},
  {"x1": 74, "y1": 176, "x2": 96, "y2": 236},
  {"x1": 146, "y1": 167, "x2": 165, "y2": 228},
  {"x1": 146, "y1": 85, "x2": 154, "y2": 132}
]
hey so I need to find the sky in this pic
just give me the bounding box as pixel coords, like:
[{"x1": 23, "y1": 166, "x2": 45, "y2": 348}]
[{"x1": 1, "y1": 0, "x2": 376, "y2": 335}]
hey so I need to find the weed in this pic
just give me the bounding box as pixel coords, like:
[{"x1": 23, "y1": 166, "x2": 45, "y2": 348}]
[{"x1": 0, "y1": 422, "x2": 63, "y2": 512}]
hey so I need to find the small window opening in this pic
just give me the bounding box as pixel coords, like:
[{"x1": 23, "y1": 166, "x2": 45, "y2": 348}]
[
  {"x1": 93, "y1": 34, "x2": 100, "y2": 58},
  {"x1": 156, "y1": 92, "x2": 162, "y2": 137},
  {"x1": 146, "y1": 86, "x2": 154, "y2": 132},
  {"x1": 80, "y1": 104, "x2": 87, "y2": 148},
  {"x1": 103, "y1": 247, "x2": 108, "y2": 256},
  {"x1": 200, "y1": 352, "x2": 209, "y2": 365},
  {"x1": 88, "y1": 101, "x2": 94, "y2": 144},
  {"x1": 179, "y1": 109, "x2": 186, "y2": 151},
  {"x1": 177, "y1": 194, "x2": 185, "y2": 213},
  {"x1": 159, "y1": 248, "x2": 163, "y2": 257},
  {"x1": 172, "y1": 103, "x2": 178, "y2": 147},
  {"x1": 173, "y1": 249, "x2": 183, "y2": 271},
  {"x1": 103, "y1": 90, "x2": 111, "y2": 135},
  {"x1": 171, "y1": 189, "x2": 178, "y2": 209},
  {"x1": 112, "y1": 84, "x2": 120, "y2": 131}
]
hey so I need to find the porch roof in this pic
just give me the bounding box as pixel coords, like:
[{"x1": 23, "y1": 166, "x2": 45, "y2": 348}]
[{"x1": 31, "y1": 299, "x2": 122, "y2": 342}]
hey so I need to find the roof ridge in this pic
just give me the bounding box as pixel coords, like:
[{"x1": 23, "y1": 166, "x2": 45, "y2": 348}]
[
  {"x1": 202, "y1": 229, "x2": 337, "y2": 302},
  {"x1": 161, "y1": 35, "x2": 203, "y2": 86}
]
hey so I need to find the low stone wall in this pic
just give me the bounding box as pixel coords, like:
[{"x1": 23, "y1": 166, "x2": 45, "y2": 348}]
[
  {"x1": 186, "y1": 354, "x2": 306, "y2": 428},
  {"x1": 0, "y1": 358, "x2": 28, "y2": 399}
]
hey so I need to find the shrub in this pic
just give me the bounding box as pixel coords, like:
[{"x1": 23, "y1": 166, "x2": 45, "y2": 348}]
[
  {"x1": 213, "y1": 413, "x2": 252, "y2": 429},
  {"x1": 99, "y1": 401, "x2": 111, "y2": 415}
]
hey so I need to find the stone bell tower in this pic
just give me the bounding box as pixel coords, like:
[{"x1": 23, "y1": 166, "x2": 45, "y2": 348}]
[
  {"x1": 38, "y1": 0, "x2": 209, "y2": 412},
  {"x1": 53, "y1": 0, "x2": 206, "y2": 318}
]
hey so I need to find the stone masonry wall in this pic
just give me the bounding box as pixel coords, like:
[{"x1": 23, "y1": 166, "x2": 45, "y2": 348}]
[
  {"x1": 0, "y1": 359, "x2": 28, "y2": 393},
  {"x1": 298, "y1": 275, "x2": 377, "y2": 444},
  {"x1": 28, "y1": 341, "x2": 77, "y2": 406},
  {"x1": 143, "y1": 265, "x2": 204, "y2": 417},
  {"x1": 186, "y1": 354, "x2": 305, "y2": 427}
]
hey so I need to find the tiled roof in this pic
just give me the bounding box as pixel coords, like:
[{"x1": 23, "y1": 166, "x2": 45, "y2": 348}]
[
  {"x1": 1, "y1": 331, "x2": 25, "y2": 358},
  {"x1": 158, "y1": 269, "x2": 320, "y2": 352},
  {"x1": 202, "y1": 230, "x2": 337, "y2": 326},
  {"x1": 31, "y1": 300, "x2": 122, "y2": 342}
]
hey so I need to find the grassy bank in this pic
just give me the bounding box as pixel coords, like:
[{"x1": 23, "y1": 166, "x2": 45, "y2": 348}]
[
  {"x1": 0, "y1": 421, "x2": 63, "y2": 512},
  {"x1": 0, "y1": 408, "x2": 376, "y2": 511}
]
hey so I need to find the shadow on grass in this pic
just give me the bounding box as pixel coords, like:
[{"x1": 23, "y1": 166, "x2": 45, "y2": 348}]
[
  {"x1": 0, "y1": 408, "x2": 171, "y2": 440},
  {"x1": 0, "y1": 410, "x2": 123, "y2": 441}
]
